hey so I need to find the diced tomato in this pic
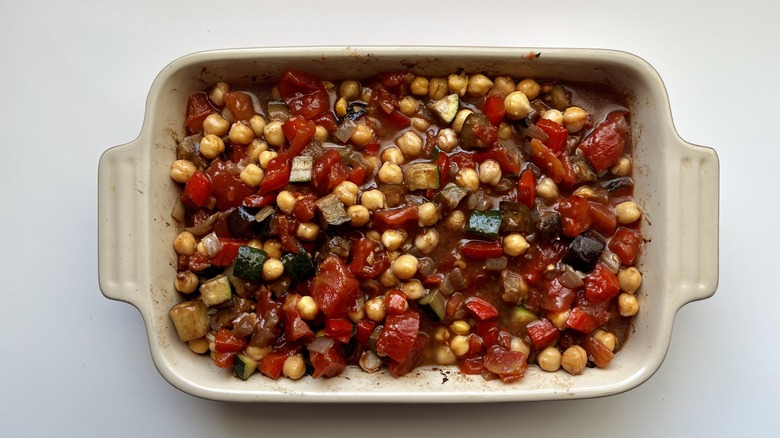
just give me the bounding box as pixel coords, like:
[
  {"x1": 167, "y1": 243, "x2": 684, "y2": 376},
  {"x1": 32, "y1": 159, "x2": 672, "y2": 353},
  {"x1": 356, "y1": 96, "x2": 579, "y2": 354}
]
[
  {"x1": 324, "y1": 318, "x2": 354, "y2": 344},
  {"x1": 205, "y1": 161, "x2": 255, "y2": 211},
  {"x1": 292, "y1": 194, "x2": 317, "y2": 222},
  {"x1": 282, "y1": 115, "x2": 317, "y2": 158},
  {"x1": 582, "y1": 335, "x2": 615, "y2": 368},
  {"x1": 579, "y1": 111, "x2": 629, "y2": 172},
  {"x1": 588, "y1": 202, "x2": 617, "y2": 235},
  {"x1": 388, "y1": 333, "x2": 429, "y2": 378},
  {"x1": 277, "y1": 70, "x2": 330, "y2": 119},
  {"x1": 184, "y1": 92, "x2": 216, "y2": 134},
  {"x1": 259, "y1": 351, "x2": 289, "y2": 379},
  {"x1": 282, "y1": 294, "x2": 315, "y2": 341},
  {"x1": 530, "y1": 139, "x2": 565, "y2": 183},
  {"x1": 423, "y1": 274, "x2": 443, "y2": 289},
  {"x1": 259, "y1": 156, "x2": 291, "y2": 194},
  {"x1": 273, "y1": 214, "x2": 302, "y2": 254},
  {"x1": 382, "y1": 109, "x2": 411, "y2": 128},
  {"x1": 483, "y1": 345, "x2": 527, "y2": 383},
  {"x1": 347, "y1": 166, "x2": 367, "y2": 185},
  {"x1": 471, "y1": 123, "x2": 498, "y2": 148},
  {"x1": 215, "y1": 328, "x2": 246, "y2": 353},
  {"x1": 467, "y1": 333, "x2": 485, "y2": 357},
  {"x1": 461, "y1": 240, "x2": 504, "y2": 260},
  {"x1": 379, "y1": 71, "x2": 414, "y2": 88},
  {"x1": 348, "y1": 238, "x2": 390, "y2": 279},
  {"x1": 566, "y1": 307, "x2": 601, "y2": 334},
  {"x1": 223, "y1": 91, "x2": 254, "y2": 121},
  {"x1": 483, "y1": 94, "x2": 506, "y2": 126},
  {"x1": 449, "y1": 152, "x2": 475, "y2": 170},
  {"x1": 311, "y1": 111, "x2": 338, "y2": 132},
  {"x1": 229, "y1": 143, "x2": 247, "y2": 164},
  {"x1": 242, "y1": 192, "x2": 277, "y2": 208},
  {"x1": 445, "y1": 293, "x2": 466, "y2": 321},
  {"x1": 376, "y1": 311, "x2": 420, "y2": 363},
  {"x1": 459, "y1": 356, "x2": 485, "y2": 375},
  {"x1": 536, "y1": 118, "x2": 569, "y2": 154},
  {"x1": 464, "y1": 297, "x2": 499, "y2": 321},
  {"x1": 355, "y1": 319, "x2": 377, "y2": 348},
  {"x1": 526, "y1": 318, "x2": 560, "y2": 350},
  {"x1": 557, "y1": 195, "x2": 592, "y2": 237},
  {"x1": 188, "y1": 252, "x2": 210, "y2": 271},
  {"x1": 210, "y1": 238, "x2": 247, "y2": 266},
  {"x1": 309, "y1": 342, "x2": 347, "y2": 378},
  {"x1": 214, "y1": 351, "x2": 236, "y2": 369},
  {"x1": 541, "y1": 278, "x2": 576, "y2": 312},
  {"x1": 520, "y1": 241, "x2": 567, "y2": 285},
  {"x1": 560, "y1": 153, "x2": 577, "y2": 187},
  {"x1": 372, "y1": 206, "x2": 419, "y2": 230},
  {"x1": 384, "y1": 289, "x2": 409, "y2": 315},
  {"x1": 475, "y1": 321, "x2": 499, "y2": 348},
  {"x1": 517, "y1": 169, "x2": 535, "y2": 209},
  {"x1": 435, "y1": 151, "x2": 450, "y2": 187},
  {"x1": 311, "y1": 254, "x2": 360, "y2": 317},
  {"x1": 182, "y1": 171, "x2": 212, "y2": 207},
  {"x1": 472, "y1": 145, "x2": 521, "y2": 174},
  {"x1": 609, "y1": 227, "x2": 642, "y2": 265},
  {"x1": 584, "y1": 263, "x2": 621, "y2": 304}
]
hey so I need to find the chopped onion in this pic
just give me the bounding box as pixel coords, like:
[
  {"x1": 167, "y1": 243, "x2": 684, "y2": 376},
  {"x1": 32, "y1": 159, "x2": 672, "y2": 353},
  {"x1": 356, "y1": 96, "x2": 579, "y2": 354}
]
[
  {"x1": 559, "y1": 266, "x2": 584, "y2": 288},
  {"x1": 185, "y1": 212, "x2": 220, "y2": 236},
  {"x1": 307, "y1": 336, "x2": 335, "y2": 354},
  {"x1": 254, "y1": 205, "x2": 275, "y2": 223},
  {"x1": 494, "y1": 178, "x2": 514, "y2": 193},
  {"x1": 201, "y1": 232, "x2": 222, "y2": 257},
  {"x1": 171, "y1": 198, "x2": 186, "y2": 223},
  {"x1": 600, "y1": 249, "x2": 621, "y2": 273},
  {"x1": 525, "y1": 123, "x2": 549, "y2": 142},
  {"x1": 334, "y1": 119, "x2": 357, "y2": 143},
  {"x1": 485, "y1": 256, "x2": 508, "y2": 271}
]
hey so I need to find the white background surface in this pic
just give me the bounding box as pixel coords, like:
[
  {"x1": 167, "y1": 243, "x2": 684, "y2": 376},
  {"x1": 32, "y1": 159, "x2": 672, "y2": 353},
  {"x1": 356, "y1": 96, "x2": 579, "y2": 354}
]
[{"x1": 1, "y1": 1, "x2": 778, "y2": 436}]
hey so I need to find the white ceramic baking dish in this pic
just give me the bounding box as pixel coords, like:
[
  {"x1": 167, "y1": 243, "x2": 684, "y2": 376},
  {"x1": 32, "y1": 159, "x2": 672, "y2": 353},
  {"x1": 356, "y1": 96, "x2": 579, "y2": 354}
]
[{"x1": 98, "y1": 46, "x2": 719, "y2": 402}]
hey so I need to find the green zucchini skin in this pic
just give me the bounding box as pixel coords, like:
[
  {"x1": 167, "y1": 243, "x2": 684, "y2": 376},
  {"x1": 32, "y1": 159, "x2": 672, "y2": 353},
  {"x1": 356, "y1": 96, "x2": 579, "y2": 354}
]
[
  {"x1": 281, "y1": 252, "x2": 316, "y2": 282},
  {"x1": 466, "y1": 210, "x2": 503, "y2": 239},
  {"x1": 233, "y1": 246, "x2": 268, "y2": 283}
]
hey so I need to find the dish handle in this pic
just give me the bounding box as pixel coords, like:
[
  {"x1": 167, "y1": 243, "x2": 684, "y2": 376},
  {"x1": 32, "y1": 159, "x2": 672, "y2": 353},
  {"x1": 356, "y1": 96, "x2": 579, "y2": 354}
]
[
  {"x1": 672, "y1": 140, "x2": 720, "y2": 308},
  {"x1": 97, "y1": 139, "x2": 149, "y2": 312}
]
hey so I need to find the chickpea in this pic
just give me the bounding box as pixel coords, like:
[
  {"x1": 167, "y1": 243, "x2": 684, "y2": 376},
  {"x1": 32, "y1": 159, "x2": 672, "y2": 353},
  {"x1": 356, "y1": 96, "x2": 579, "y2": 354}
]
[
  {"x1": 618, "y1": 267, "x2": 643, "y2": 294},
  {"x1": 478, "y1": 159, "x2": 502, "y2": 186},
  {"x1": 347, "y1": 205, "x2": 370, "y2": 226},
  {"x1": 415, "y1": 203, "x2": 439, "y2": 227},
  {"x1": 455, "y1": 167, "x2": 480, "y2": 192},
  {"x1": 334, "y1": 97, "x2": 348, "y2": 118},
  {"x1": 199, "y1": 134, "x2": 225, "y2": 159},
  {"x1": 411, "y1": 117, "x2": 430, "y2": 131},
  {"x1": 246, "y1": 139, "x2": 268, "y2": 164},
  {"x1": 593, "y1": 329, "x2": 618, "y2": 352},
  {"x1": 561, "y1": 345, "x2": 588, "y2": 375},
  {"x1": 202, "y1": 113, "x2": 230, "y2": 137},
  {"x1": 227, "y1": 121, "x2": 252, "y2": 144},
  {"x1": 611, "y1": 157, "x2": 632, "y2": 176},
  {"x1": 504, "y1": 91, "x2": 533, "y2": 120},
  {"x1": 548, "y1": 309, "x2": 570, "y2": 331},
  {"x1": 170, "y1": 159, "x2": 196, "y2": 183},
  {"x1": 541, "y1": 109, "x2": 564, "y2": 125},
  {"x1": 360, "y1": 87, "x2": 372, "y2": 102},
  {"x1": 447, "y1": 72, "x2": 468, "y2": 96},
  {"x1": 452, "y1": 109, "x2": 473, "y2": 133},
  {"x1": 467, "y1": 74, "x2": 494, "y2": 97},
  {"x1": 377, "y1": 162, "x2": 404, "y2": 184},
  {"x1": 434, "y1": 326, "x2": 451, "y2": 343},
  {"x1": 188, "y1": 336, "x2": 210, "y2": 354},
  {"x1": 282, "y1": 355, "x2": 306, "y2": 380},
  {"x1": 296, "y1": 222, "x2": 320, "y2": 241},
  {"x1": 339, "y1": 80, "x2": 360, "y2": 100},
  {"x1": 314, "y1": 125, "x2": 329, "y2": 142},
  {"x1": 445, "y1": 210, "x2": 466, "y2": 231},
  {"x1": 510, "y1": 337, "x2": 531, "y2": 357},
  {"x1": 249, "y1": 115, "x2": 267, "y2": 138},
  {"x1": 497, "y1": 122, "x2": 513, "y2": 140},
  {"x1": 175, "y1": 270, "x2": 198, "y2": 294},
  {"x1": 437, "y1": 128, "x2": 458, "y2": 152},
  {"x1": 365, "y1": 297, "x2": 387, "y2": 322},
  {"x1": 276, "y1": 190, "x2": 297, "y2": 214},
  {"x1": 491, "y1": 76, "x2": 516, "y2": 97},
  {"x1": 297, "y1": 296, "x2": 319, "y2": 320},
  {"x1": 536, "y1": 177, "x2": 559, "y2": 199},
  {"x1": 414, "y1": 228, "x2": 440, "y2": 254},
  {"x1": 381, "y1": 146, "x2": 404, "y2": 165},
  {"x1": 516, "y1": 78, "x2": 541, "y2": 99},
  {"x1": 208, "y1": 81, "x2": 230, "y2": 106},
  {"x1": 538, "y1": 346, "x2": 562, "y2": 372},
  {"x1": 395, "y1": 131, "x2": 423, "y2": 158},
  {"x1": 246, "y1": 239, "x2": 263, "y2": 250},
  {"x1": 360, "y1": 189, "x2": 386, "y2": 211},
  {"x1": 333, "y1": 180, "x2": 359, "y2": 207},
  {"x1": 616, "y1": 201, "x2": 642, "y2": 224},
  {"x1": 350, "y1": 124, "x2": 375, "y2": 147},
  {"x1": 449, "y1": 321, "x2": 470, "y2": 336},
  {"x1": 618, "y1": 293, "x2": 640, "y2": 316},
  {"x1": 434, "y1": 345, "x2": 457, "y2": 365},
  {"x1": 449, "y1": 335, "x2": 470, "y2": 357},
  {"x1": 173, "y1": 231, "x2": 196, "y2": 256},
  {"x1": 401, "y1": 280, "x2": 425, "y2": 300},
  {"x1": 503, "y1": 233, "x2": 530, "y2": 257},
  {"x1": 262, "y1": 258, "x2": 284, "y2": 281},
  {"x1": 239, "y1": 164, "x2": 264, "y2": 188},
  {"x1": 257, "y1": 150, "x2": 278, "y2": 169},
  {"x1": 563, "y1": 106, "x2": 589, "y2": 133},
  {"x1": 381, "y1": 229, "x2": 408, "y2": 252},
  {"x1": 399, "y1": 96, "x2": 419, "y2": 117},
  {"x1": 428, "y1": 77, "x2": 449, "y2": 100},
  {"x1": 410, "y1": 76, "x2": 429, "y2": 96},
  {"x1": 391, "y1": 254, "x2": 419, "y2": 280},
  {"x1": 263, "y1": 238, "x2": 282, "y2": 259},
  {"x1": 379, "y1": 268, "x2": 401, "y2": 287},
  {"x1": 263, "y1": 120, "x2": 286, "y2": 147}
]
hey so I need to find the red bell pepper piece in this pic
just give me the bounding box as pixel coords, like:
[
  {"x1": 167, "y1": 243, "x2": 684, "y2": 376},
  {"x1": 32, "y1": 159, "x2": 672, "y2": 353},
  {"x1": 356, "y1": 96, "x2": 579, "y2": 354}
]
[
  {"x1": 277, "y1": 70, "x2": 330, "y2": 119},
  {"x1": 475, "y1": 321, "x2": 500, "y2": 348},
  {"x1": 224, "y1": 91, "x2": 254, "y2": 121},
  {"x1": 459, "y1": 356, "x2": 485, "y2": 375},
  {"x1": 483, "y1": 94, "x2": 506, "y2": 126},
  {"x1": 517, "y1": 169, "x2": 535, "y2": 209},
  {"x1": 464, "y1": 297, "x2": 499, "y2": 321},
  {"x1": 384, "y1": 289, "x2": 409, "y2": 315},
  {"x1": 584, "y1": 263, "x2": 621, "y2": 304},
  {"x1": 579, "y1": 111, "x2": 629, "y2": 172},
  {"x1": 588, "y1": 202, "x2": 617, "y2": 235},
  {"x1": 184, "y1": 92, "x2": 216, "y2": 134},
  {"x1": 609, "y1": 227, "x2": 642, "y2": 265},
  {"x1": 182, "y1": 171, "x2": 212, "y2": 207},
  {"x1": 536, "y1": 118, "x2": 569, "y2": 154},
  {"x1": 435, "y1": 151, "x2": 450, "y2": 187},
  {"x1": 347, "y1": 166, "x2": 367, "y2": 185},
  {"x1": 324, "y1": 318, "x2": 354, "y2": 344},
  {"x1": 282, "y1": 115, "x2": 316, "y2": 158},
  {"x1": 282, "y1": 294, "x2": 315, "y2": 342},
  {"x1": 214, "y1": 351, "x2": 236, "y2": 369},
  {"x1": 311, "y1": 111, "x2": 338, "y2": 132},
  {"x1": 376, "y1": 311, "x2": 420, "y2": 363},
  {"x1": 460, "y1": 240, "x2": 503, "y2": 260},
  {"x1": 566, "y1": 307, "x2": 601, "y2": 334},
  {"x1": 309, "y1": 342, "x2": 346, "y2": 378},
  {"x1": 372, "y1": 206, "x2": 419, "y2": 230},
  {"x1": 259, "y1": 156, "x2": 291, "y2": 194},
  {"x1": 205, "y1": 161, "x2": 255, "y2": 211},
  {"x1": 530, "y1": 139, "x2": 565, "y2": 183},
  {"x1": 582, "y1": 335, "x2": 615, "y2": 368},
  {"x1": 259, "y1": 351, "x2": 289, "y2": 379},
  {"x1": 215, "y1": 328, "x2": 246, "y2": 353},
  {"x1": 557, "y1": 195, "x2": 592, "y2": 237},
  {"x1": 311, "y1": 254, "x2": 360, "y2": 317},
  {"x1": 526, "y1": 318, "x2": 560, "y2": 350},
  {"x1": 355, "y1": 319, "x2": 377, "y2": 348},
  {"x1": 242, "y1": 192, "x2": 277, "y2": 208},
  {"x1": 209, "y1": 238, "x2": 247, "y2": 267},
  {"x1": 348, "y1": 238, "x2": 390, "y2": 279},
  {"x1": 472, "y1": 145, "x2": 521, "y2": 174},
  {"x1": 540, "y1": 278, "x2": 576, "y2": 312},
  {"x1": 388, "y1": 333, "x2": 429, "y2": 378},
  {"x1": 311, "y1": 149, "x2": 342, "y2": 195}
]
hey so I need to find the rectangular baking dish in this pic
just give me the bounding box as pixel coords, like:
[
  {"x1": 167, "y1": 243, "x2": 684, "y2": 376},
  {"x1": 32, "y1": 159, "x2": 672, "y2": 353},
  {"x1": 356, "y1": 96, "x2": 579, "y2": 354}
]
[{"x1": 97, "y1": 46, "x2": 719, "y2": 402}]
